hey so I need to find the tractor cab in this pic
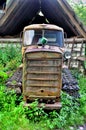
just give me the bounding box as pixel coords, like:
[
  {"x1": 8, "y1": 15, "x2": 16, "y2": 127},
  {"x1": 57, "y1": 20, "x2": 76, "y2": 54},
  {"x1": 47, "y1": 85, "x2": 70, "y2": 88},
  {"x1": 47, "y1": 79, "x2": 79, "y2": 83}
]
[
  {"x1": 23, "y1": 25, "x2": 64, "y2": 48},
  {"x1": 22, "y1": 24, "x2": 66, "y2": 109}
]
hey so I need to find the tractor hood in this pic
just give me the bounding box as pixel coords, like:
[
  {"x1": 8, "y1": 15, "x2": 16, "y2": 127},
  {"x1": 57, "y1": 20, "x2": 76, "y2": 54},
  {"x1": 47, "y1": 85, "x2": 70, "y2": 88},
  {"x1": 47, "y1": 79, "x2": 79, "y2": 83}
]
[{"x1": 25, "y1": 45, "x2": 64, "y2": 54}]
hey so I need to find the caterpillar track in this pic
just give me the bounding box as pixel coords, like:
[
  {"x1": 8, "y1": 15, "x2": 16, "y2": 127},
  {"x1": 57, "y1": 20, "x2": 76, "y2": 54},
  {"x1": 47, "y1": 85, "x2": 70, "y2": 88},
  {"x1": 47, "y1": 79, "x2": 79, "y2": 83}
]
[
  {"x1": 6, "y1": 67, "x2": 80, "y2": 97},
  {"x1": 6, "y1": 67, "x2": 22, "y2": 94},
  {"x1": 62, "y1": 68, "x2": 80, "y2": 98}
]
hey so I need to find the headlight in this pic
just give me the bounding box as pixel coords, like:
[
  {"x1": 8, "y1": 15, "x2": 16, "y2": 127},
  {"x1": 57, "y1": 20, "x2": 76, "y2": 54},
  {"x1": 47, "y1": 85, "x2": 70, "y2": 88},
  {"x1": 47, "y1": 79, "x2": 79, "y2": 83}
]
[{"x1": 64, "y1": 51, "x2": 71, "y2": 60}]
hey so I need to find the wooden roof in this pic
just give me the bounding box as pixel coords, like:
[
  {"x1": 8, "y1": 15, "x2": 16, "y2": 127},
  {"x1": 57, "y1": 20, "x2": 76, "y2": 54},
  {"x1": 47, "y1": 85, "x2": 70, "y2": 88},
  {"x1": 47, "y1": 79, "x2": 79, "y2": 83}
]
[
  {"x1": 40, "y1": 0, "x2": 86, "y2": 38},
  {"x1": 0, "y1": 0, "x2": 86, "y2": 38}
]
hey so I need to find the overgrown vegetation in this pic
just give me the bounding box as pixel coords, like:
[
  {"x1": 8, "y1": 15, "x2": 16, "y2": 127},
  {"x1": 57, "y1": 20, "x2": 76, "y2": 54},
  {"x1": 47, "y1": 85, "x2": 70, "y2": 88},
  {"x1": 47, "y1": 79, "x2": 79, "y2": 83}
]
[
  {"x1": 0, "y1": 44, "x2": 22, "y2": 72},
  {"x1": 67, "y1": 0, "x2": 86, "y2": 25},
  {"x1": 0, "y1": 45, "x2": 86, "y2": 130}
]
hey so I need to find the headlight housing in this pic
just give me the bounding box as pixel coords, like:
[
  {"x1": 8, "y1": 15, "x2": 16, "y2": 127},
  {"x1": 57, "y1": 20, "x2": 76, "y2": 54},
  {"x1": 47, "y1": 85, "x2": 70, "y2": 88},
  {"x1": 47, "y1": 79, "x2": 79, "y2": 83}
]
[{"x1": 64, "y1": 51, "x2": 71, "y2": 60}]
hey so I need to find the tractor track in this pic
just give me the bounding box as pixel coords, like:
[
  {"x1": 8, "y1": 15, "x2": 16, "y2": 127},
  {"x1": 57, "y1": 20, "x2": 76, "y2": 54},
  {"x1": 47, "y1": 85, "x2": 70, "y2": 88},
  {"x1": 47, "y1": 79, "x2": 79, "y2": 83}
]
[{"x1": 6, "y1": 67, "x2": 80, "y2": 97}]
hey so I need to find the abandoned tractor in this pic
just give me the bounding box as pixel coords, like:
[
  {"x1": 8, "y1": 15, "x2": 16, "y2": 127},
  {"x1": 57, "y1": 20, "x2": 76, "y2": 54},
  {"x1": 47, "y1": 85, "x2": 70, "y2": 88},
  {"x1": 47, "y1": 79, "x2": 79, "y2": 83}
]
[{"x1": 6, "y1": 24, "x2": 79, "y2": 109}]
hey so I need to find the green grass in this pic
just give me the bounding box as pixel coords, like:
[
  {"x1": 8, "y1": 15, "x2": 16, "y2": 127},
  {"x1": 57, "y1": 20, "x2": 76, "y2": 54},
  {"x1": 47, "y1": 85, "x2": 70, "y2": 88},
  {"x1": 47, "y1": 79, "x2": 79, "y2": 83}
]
[
  {"x1": 0, "y1": 45, "x2": 86, "y2": 130},
  {"x1": 0, "y1": 86, "x2": 29, "y2": 130},
  {"x1": 0, "y1": 76, "x2": 85, "y2": 130}
]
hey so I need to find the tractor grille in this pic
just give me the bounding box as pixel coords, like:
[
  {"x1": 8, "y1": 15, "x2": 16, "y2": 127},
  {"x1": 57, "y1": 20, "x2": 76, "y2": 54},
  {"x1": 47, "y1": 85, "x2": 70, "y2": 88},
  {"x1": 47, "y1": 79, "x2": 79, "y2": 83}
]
[{"x1": 23, "y1": 51, "x2": 62, "y2": 99}]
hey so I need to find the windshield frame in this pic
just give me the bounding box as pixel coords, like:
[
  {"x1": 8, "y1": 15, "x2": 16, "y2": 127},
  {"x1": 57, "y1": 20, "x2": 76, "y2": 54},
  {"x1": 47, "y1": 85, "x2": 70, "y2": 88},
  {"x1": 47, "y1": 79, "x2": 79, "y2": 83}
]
[{"x1": 23, "y1": 29, "x2": 64, "y2": 47}]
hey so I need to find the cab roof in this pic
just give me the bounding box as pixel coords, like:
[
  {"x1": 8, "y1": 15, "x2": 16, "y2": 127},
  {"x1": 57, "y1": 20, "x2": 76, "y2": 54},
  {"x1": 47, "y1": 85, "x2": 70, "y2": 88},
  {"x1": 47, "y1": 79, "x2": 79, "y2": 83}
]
[{"x1": 24, "y1": 24, "x2": 63, "y2": 32}]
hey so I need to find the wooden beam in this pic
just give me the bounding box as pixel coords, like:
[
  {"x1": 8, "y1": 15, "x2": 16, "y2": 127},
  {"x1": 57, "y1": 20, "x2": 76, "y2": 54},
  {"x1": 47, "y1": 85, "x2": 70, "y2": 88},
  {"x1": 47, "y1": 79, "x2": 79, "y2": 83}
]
[
  {"x1": 57, "y1": 0, "x2": 86, "y2": 38},
  {"x1": 64, "y1": 38, "x2": 86, "y2": 43},
  {"x1": 0, "y1": 37, "x2": 86, "y2": 44},
  {"x1": 0, "y1": 38, "x2": 20, "y2": 43}
]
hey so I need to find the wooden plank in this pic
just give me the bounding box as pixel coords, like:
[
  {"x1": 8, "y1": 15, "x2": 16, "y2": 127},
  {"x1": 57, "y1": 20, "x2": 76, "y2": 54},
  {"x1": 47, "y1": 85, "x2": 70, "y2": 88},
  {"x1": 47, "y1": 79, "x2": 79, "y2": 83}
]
[
  {"x1": 64, "y1": 38, "x2": 86, "y2": 44},
  {"x1": 0, "y1": 38, "x2": 85, "y2": 44},
  {"x1": 77, "y1": 56, "x2": 86, "y2": 61},
  {"x1": 0, "y1": 38, "x2": 20, "y2": 43}
]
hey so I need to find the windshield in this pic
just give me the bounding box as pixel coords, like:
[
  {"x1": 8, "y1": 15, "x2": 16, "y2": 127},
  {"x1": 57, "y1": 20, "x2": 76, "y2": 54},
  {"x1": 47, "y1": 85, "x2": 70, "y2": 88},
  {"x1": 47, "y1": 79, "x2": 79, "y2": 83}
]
[{"x1": 23, "y1": 29, "x2": 64, "y2": 47}]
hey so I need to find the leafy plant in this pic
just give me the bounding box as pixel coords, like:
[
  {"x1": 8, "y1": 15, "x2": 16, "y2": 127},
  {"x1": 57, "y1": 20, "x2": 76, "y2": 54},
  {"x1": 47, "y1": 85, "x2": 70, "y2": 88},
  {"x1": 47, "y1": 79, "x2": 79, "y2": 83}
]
[
  {"x1": 0, "y1": 71, "x2": 8, "y2": 83},
  {"x1": 0, "y1": 43, "x2": 86, "y2": 130},
  {"x1": 0, "y1": 86, "x2": 29, "y2": 130},
  {"x1": 67, "y1": 0, "x2": 86, "y2": 25},
  {"x1": 0, "y1": 44, "x2": 22, "y2": 71},
  {"x1": 0, "y1": 75, "x2": 86, "y2": 130},
  {"x1": 25, "y1": 100, "x2": 46, "y2": 121}
]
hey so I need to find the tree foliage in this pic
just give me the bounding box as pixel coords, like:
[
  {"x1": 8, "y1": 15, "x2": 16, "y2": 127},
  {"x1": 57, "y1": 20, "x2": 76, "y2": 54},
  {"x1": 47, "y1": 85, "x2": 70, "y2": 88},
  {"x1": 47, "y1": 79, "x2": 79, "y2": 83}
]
[{"x1": 67, "y1": 0, "x2": 86, "y2": 25}]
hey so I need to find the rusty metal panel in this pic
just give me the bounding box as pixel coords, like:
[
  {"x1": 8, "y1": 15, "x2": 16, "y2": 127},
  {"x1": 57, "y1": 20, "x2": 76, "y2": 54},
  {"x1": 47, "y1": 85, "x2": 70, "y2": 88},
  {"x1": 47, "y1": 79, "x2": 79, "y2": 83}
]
[
  {"x1": 24, "y1": 24, "x2": 63, "y2": 32},
  {"x1": 23, "y1": 51, "x2": 62, "y2": 100},
  {"x1": 25, "y1": 52, "x2": 62, "y2": 59}
]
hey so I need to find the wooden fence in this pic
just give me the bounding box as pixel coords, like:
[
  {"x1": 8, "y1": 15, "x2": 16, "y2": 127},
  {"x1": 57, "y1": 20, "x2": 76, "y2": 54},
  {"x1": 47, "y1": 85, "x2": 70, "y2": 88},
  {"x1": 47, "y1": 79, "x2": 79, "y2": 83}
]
[{"x1": 0, "y1": 37, "x2": 86, "y2": 69}]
